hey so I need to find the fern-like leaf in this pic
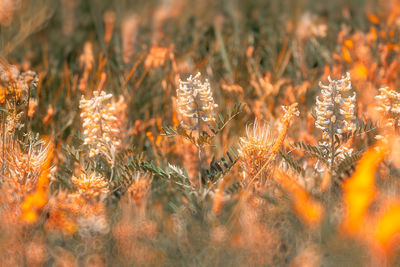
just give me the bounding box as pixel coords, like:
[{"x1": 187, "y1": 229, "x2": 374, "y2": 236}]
[
  {"x1": 336, "y1": 150, "x2": 364, "y2": 179},
  {"x1": 291, "y1": 141, "x2": 328, "y2": 164},
  {"x1": 205, "y1": 146, "x2": 239, "y2": 183},
  {"x1": 279, "y1": 149, "x2": 305, "y2": 176}
]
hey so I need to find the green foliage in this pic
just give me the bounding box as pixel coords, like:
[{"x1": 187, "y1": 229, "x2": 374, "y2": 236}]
[
  {"x1": 205, "y1": 146, "x2": 239, "y2": 183},
  {"x1": 291, "y1": 119, "x2": 378, "y2": 179},
  {"x1": 279, "y1": 148, "x2": 305, "y2": 177},
  {"x1": 339, "y1": 119, "x2": 378, "y2": 145},
  {"x1": 162, "y1": 103, "x2": 243, "y2": 148},
  {"x1": 335, "y1": 151, "x2": 364, "y2": 180},
  {"x1": 291, "y1": 141, "x2": 328, "y2": 164}
]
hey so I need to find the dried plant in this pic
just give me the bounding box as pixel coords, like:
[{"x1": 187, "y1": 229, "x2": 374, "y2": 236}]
[
  {"x1": 239, "y1": 103, "x2": 299, "y2": 187},
  {"x1": 238, "y1": 119, "x2": 274, "y2": 185},
  {"x1": 71, "y1": 172, "x2": 109, "y2": 200},
  {"x1": 2, "y1": 135, "x2": 50, "y2": 192}
]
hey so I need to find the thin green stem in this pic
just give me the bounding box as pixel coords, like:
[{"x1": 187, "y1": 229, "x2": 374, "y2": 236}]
[
  {"x1": 197, "y1": 109, "x2": 202, "y2": 191},
  {"x1": 329, "y1": 123, "x2": 336, "y2": 178},
  {"x1": 1, "y1": 104, "x2": 5, "y2": 178}
]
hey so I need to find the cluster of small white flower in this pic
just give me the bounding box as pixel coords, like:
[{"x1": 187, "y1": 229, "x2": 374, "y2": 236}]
[
  {"x1": 314, "y1": 73, "x2": 356, "y2": 172},
  {"x1": 315, "y1": 72, "x2": 356, "y2": 141},
  {"x1": 176, "y1": 72, "x2": 218, "y2": 127},
  {"x1": 376, "y1": 86, "x2": 400, "y2": 128},
  {"x1": 79, "y1": 90, "x2": 120, "y2": 158}
]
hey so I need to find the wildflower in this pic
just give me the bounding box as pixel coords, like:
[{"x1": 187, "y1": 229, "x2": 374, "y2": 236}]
[
  {"x1": 71, "y1": 172, "x2": 109, "y2": 199},
  {"x1": 176, "y1": 72, "x2": 218, "y2": 128},
  {"x1": 79, "y1": 90, "x2": 121, "y2": 160},
  {"x1": 376, "y1": 86, "x2": 400, "y2": 131},
  {"x1": 239, "y1": 119, "x2": 274, "y2": 184},
  {"x1": 315, "y1": 72, "x2": 356, "y2": 173},
  {"x1": 239, "y1": 103, "x2": 299, "y2": 186},
  {"x1": 3, "y1": 138, "x2": 51, "y2": 191},
  {"x1": 315, "y1": 72, "x2": 356, "y2": 138}
]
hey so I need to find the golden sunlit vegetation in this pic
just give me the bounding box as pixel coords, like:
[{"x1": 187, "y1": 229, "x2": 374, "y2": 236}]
[{"x1": 1, "y1": 0, "x2": 400, "y2": 266}]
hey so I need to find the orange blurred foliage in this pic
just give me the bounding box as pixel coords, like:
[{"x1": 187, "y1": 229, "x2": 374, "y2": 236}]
[
  {"x1": 276, "y1": 171, "x2": 323, "y2": 227},
  {"x1": 373, "y1": 200, "x2": 400, "y2": 253},
  {"x1": 367, "y1": 13, "x2": 380, "y2": 24},
  {"x1": 341, "y1": 143, "x2": 388, "y2": 234},
  {"x1": 21, "y1": 139, "x2": 53, "y2": 223},
  {"x1": 350, "y1": 63, "x2": 368, "y2": 81}
]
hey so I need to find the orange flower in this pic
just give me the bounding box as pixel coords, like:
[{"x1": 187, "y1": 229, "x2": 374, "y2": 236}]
[
  {"x1": 369, "y1": 26, "x2": 378, "y2": 41},
  {"x1": 344, "y1": 39, "x2": 354, "y2": 50},
  {"x1": 342, "y1": 47, "x2": 352, "y2": 63},
  {"x1": 367, "y1": 13, "x2": 380, "y2": 24}
]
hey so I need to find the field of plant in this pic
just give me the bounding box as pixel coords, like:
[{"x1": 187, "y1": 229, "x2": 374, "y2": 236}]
[{"x1": 0, "y1": 0, "x2": 400, "y2": 266}]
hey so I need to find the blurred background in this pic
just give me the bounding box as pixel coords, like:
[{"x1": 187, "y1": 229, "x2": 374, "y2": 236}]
[{"x1": 0, "y1": 0, "x2": 400, "y2": 266}]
